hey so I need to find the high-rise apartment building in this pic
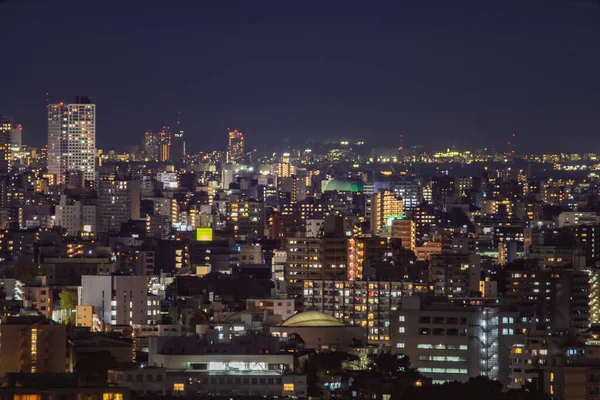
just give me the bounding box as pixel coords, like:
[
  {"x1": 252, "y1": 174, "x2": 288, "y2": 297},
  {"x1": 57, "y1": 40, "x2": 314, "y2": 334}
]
[
  {"x1": 143, "y1": 127, "x2": 172, "y2": 162},
  {"x1": 370, "y1": 189, "x2": 404, "y2": 234},
  {"x1": 171, "y1": 129, "x2": 186, "y2": 162},
  {"x1": 98, "y1": 179, "x2": 141, "y2": 232},
  {"x1": 47, "y1": 96, "x2": 96, "y2": 184},
  {"x1": 227, "y1": 130, "x2": 244, "y2": 163},
  {"x1": 143, "y1": 131, "x2": 160, "y2": 160},
  {"x1": 284, "y1": 236, "x2": 349, "y2": 302},
  {"x1": 277, "y1": 153, "x2": 295, "y2": 178},
  {"x1": 0, "y1": 115, "x2": 12, "y2": 174}
]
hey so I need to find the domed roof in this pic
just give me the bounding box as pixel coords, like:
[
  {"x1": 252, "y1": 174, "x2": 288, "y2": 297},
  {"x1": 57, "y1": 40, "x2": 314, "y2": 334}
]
[
  {"x1": 281, "y1": 311, "x2": 346, "y2": 327},
  {"x1": 324, "y1": 179, "x2": 364, "y2": 193}
]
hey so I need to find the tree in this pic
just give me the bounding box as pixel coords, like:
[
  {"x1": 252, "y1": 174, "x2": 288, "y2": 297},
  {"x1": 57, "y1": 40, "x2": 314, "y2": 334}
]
[
  {"x1": 4, "y1": 262, "x2": 39, "y2": 284},
  {"x1": 372, "y1": 352, "x2": 411, "y2": 377},
  {"x1": 187, "y1": 313, "x2": 205, "y2": 332},
  {"x1": 75, "y1": 351, "x2": 118, "y2": 385},
  {"x1": 59, "y1": 290, "x2": 78, "y2": 323}
]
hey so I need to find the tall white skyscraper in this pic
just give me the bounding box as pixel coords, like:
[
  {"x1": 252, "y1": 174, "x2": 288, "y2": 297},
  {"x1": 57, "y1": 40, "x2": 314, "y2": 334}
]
[{"x1": 47, "y1": 96, "x2": 96, "y2": 185}]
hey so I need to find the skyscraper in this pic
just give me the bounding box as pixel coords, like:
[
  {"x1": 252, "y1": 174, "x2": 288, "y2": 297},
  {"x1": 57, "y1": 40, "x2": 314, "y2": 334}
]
[
  {"x1": 143, "y1": 131, "x2": 160, "y2": 160},
  {"x1": 227, "y1": 129, "x2": 244, "y2": 163},
  {"x1": 47, "y1": 96, "x2": 96, "y2": 185},
  {"x1": 0, "y1": 116, "x2": 13, "y2": 174},
  {"x1": 171, "y1": 129, "x2": 185, "y2": 162}
]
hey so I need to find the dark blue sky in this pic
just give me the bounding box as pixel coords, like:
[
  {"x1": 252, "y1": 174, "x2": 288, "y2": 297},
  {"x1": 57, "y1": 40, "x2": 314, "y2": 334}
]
[{"x1": 1, "y1": 0, "x2": 600, "y2": 153}]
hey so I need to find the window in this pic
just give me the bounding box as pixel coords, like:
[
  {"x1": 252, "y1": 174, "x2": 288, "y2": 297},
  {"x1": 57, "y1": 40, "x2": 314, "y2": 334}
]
[
  {"x1": 397, "y1": 343, "x2": 405, "y2": 349},
  {"x1": 398, "y1": 327, "x2": 405, "y2": 333},
  {"x1": 102, "y1": 394, "x2": 123, "y2": 400},
  {"x1": 398, "y1": 316, "x2": 405, "y2": 322},
  {"x1": 173, "y1": 383, "x2": 184, "y2": 392},
  {"x1": 14, "y1": 396, "x2": 41, "y2": 400},
  {"x1": 283, "y1": 383, "x2": 295, "y2": 391}
]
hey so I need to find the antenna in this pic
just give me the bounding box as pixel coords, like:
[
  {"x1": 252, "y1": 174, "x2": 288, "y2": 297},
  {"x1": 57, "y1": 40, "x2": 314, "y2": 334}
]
[
  {"x1": 506, "y1": 133, "x2": 516, "y2": 156},
  {"x1": 45, "y1": 92, "x2": 50, "y2": 108}
]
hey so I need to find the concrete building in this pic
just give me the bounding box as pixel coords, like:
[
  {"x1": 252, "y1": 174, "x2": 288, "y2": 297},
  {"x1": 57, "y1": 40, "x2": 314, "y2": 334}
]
[
  {"x1": 226, "y1": 199, "x2": 265, "y2": 240},
  {"x1": 391, "y1": 218, "x2": 416, "y2": 251},
  {"x1": 145, "y1": 334, "x2": 307, "y2": 397},
  {"x1": 557, "y1": 211, "x2": 598, "y2": 228},
  {"x1": 98, "y1": 179, "x2": 141, "y2": 233},
  {"x1": 40, "y1": 257, "x2": 116, "y2": 286},
  {"x1": 270, "y1": 311, "x2": 364, "y2": 350},
  {"x1": 108, "y1": 366, "x2": 306, "y2": 398},
  {"x1": 505, "y1": 266, "x2": 590, "y2": 332},
  {"x1": 54, "y1": 195, "x2": 96, "y2": 236},
  {"x1": 371, "y1": 189, "x2": 404, "y2": 234},
  {"x1": 0, "y1": 316, "x2": 67, "y2": 376},
  {"x1": 80, "y1": 275, "x2": 160, "y2": 326},
  {"x1": 47, "y1": 97, "x2": 96, "y2": 184},
  {"x1": 428, "y1": 253, "x2": 481, "y2": 297},
  {"x1": 0, "y1": 115, "x2": 13, "y2": 174},
  {"x1": 391, "y1": 297, "x2": 533, "y2": 386},
  {"x1": 284, "y1": 236, "x2": 349, "y2": 303},
  {"x1": 302, "y1": 279, "x2": 409, "y2": 345},
  {"x1": 226, "y1": 130, "x2": 244, "y2": 163},
  {"x1": 246, "y1": 297, "x2": 295, "y2": 323}
]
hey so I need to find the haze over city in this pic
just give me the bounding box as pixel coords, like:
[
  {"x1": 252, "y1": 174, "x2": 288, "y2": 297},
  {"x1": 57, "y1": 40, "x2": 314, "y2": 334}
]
[{"x1": 2, "y1": 0, "x2": 600, "y2": 152}]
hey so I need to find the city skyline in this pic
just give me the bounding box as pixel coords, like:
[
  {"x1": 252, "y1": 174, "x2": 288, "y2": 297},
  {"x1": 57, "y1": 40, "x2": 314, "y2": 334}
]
[{"x1": 1, "y1": 0, "x2": 600, "y2": 152}]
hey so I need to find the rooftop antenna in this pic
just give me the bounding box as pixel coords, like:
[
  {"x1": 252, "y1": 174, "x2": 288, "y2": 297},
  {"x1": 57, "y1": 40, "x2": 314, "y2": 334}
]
[{"x1": 506, "y1": 133, "x2": 516, "y2": 156}]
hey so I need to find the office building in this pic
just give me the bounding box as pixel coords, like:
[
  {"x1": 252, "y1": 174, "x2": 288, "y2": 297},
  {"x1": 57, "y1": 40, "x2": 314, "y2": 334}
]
[
  {"x1": 392, "y1": 297, "x2": 532, "y2": 386},
  {"x1": 146, "y1": 335, "x2": 307, "y2": 398},
  {"x1": 47, "y1": 97, "x2": 96, "y2": 184}
]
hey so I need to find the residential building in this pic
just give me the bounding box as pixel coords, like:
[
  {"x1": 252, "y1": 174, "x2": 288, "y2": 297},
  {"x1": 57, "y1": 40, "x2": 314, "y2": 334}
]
[
  {"x1": 371, "y1": 189, "x2": 404, "y2": 234},
  {"x1": 80, "y1": 275, "x2": 160, "y2": 326},
  {"x1": 98, "y1": 179, "x2": 141, "y2": 232},
  {"x1": 47, "y1": 97, "x2": 96, "y2": 184},
  {"x1": 0, "y1": 316, "x2": 67, "y2": 376}
]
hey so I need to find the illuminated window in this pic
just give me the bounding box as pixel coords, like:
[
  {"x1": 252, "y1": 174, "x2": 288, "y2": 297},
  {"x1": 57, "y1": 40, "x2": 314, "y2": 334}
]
[
  {"x1": 283, "y1": 383, "x2": 295, "y2": 391},
  {"x1": 102, "y1": 394, "x2": 123, "y2": 400},
  {"x1": 173, "y1": 383, "x2": 184, "y2": 392},
  {"x1": 14, "y1": 395, "x2": 41, "y2": 400}
]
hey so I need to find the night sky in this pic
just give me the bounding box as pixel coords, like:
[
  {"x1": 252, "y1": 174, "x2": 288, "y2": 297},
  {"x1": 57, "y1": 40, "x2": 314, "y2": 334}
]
[{"x1": 1, "y1": 0, "x2": 600, "y2": 153}]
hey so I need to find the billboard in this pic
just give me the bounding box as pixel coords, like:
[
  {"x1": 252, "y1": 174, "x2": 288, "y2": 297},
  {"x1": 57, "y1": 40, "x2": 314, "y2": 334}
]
[{"x1": 195, "y1": 228, "x2": 213, "y2": 242}]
